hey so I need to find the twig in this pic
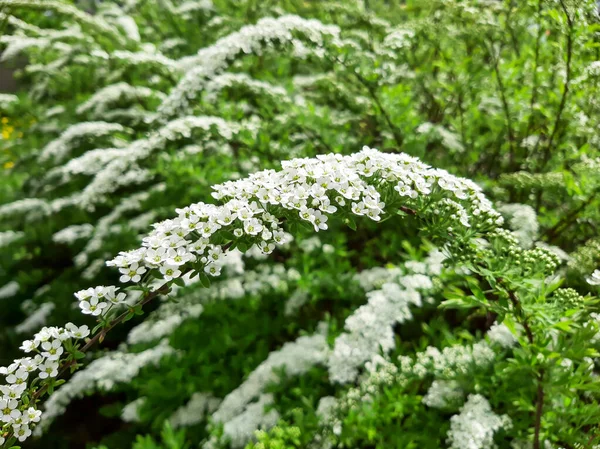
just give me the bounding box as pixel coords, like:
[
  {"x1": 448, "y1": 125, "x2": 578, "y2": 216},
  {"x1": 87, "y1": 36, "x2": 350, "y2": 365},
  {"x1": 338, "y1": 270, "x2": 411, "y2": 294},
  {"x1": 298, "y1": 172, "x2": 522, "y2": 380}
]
[
  {"x1": 501, "y1": 281, "x2": 545, "y2": 449},
  {"x1": 486, "y1": 39, "x2": 517, "y2": 169},
  {"x1": 533, "y1": 370, "x2": 545, "y2": 449},
  {"x1": 543, "y1": 189, "x2": 598, "y2": 242},
  {"x1": 31, "y1": 283, "x2": 171, "y2": 401},
  {"x1": 539, "y1": 0, "x2": 573, "y2": 169},
  {"x1": 506, "y1": 288, "x2": 534, "y2": 344},
  {"x1": 336, "y1": 57, "x2": 404, "y2": 148},
  {"x1": 525, "y1": 0, "x2": 544, "y2": 143}
]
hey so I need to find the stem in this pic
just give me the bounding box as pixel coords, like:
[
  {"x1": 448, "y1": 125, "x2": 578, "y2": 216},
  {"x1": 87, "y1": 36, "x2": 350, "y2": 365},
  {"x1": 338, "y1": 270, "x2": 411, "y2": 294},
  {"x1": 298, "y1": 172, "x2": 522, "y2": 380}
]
[
  {"x1": 506, "y1": 287, "x2": 534, "y2": 344},
  {"x1": 337, "y1": 57, "x2": 404, "y2": 148},
  {"x1": 539, "y1": 0, "x2": 573, "y2": 169},
  {"x1": 533, "y1": 370, "x2": 545, "y2": 449},
  {"x1": 487, "y1": 40, "x2": 517, "y2": 170},
  {"x1": 501, "y1": 281, "x2": 545, "y2": 449},
  {"x1": 31, "y1": 283, "x2": 170, "y2": 401},
  {"x1": 542, "y1": 189, "x2": 598, "y2": 242},
  {"x1": 525, "y1": 0, "x2": 544, "y2": 142}
]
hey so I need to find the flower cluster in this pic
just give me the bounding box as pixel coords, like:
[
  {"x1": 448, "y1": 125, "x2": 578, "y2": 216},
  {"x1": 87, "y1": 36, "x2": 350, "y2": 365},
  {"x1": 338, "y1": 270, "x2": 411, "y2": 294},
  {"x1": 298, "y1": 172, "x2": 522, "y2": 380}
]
[
  {"x1": 38, "y1": 121, "x2": 127, "y2": 163},
  {"x1": 498, "y1": 203, "x2": 540, "y2": 249},
  {"x1": 100, "y1": 147, "x2": 500, "y2": 302},
  {"x1": 211, "y1": 333, "x2": 330, "y2": 426},
  {"x1": 158, "y1": 15, "x2": 341, "y2": 118},
  {"x1": 446, "y1": 394, "x2": 511, "y2": 449},
  {"x1": 0, "y1": 230, "x2": 24, "y2": 249},
  {"x1": 422, "y1": 380, "x2": 463, "y2": 409},
  {"x1": 329, "y1": 260, "x2": 438, "y2": 383},
  {"x1": 169, "y1": 393, "x2": 221, "y2": 429},
  {"x1": 0, "y1": 281, "x2": 19, "y2": 300},
  {"x1": 0, "y1": 324, "x2": 89, "y2": 443},
  {"x1": 74, "y1": 285, "x2": 127, "y2": 316},
  {"x1": 76, "y1": 82, "x2": 165, "y2": 118}
]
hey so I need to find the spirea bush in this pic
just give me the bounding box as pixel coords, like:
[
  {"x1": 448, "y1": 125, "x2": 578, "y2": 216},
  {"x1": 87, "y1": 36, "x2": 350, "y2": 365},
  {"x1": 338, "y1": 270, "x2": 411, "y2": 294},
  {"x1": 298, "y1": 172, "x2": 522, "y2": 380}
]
[{"x1": 0, "y1": 0, "x2": 600, "y2": 448}]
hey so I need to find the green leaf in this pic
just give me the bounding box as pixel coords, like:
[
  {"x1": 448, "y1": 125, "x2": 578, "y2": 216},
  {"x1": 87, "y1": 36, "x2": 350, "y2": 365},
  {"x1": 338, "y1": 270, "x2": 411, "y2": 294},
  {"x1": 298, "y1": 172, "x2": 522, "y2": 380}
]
[
  {"x1": 199, "y1": 272, "x2": 211, "y2": 288},
  {"x1": 345, "y1": 216, "x2": 357, "y2": 231}
]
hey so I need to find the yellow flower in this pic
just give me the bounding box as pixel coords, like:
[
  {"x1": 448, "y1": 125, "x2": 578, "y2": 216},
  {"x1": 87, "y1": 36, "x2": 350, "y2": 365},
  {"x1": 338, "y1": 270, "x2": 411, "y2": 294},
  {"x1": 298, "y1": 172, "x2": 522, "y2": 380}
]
[
  {"x1": 1, "y1": 117, "x2": 8, "y2": 124},
  {"x1": 3, "y1": 161, "x2": 14, "y2": 169}
]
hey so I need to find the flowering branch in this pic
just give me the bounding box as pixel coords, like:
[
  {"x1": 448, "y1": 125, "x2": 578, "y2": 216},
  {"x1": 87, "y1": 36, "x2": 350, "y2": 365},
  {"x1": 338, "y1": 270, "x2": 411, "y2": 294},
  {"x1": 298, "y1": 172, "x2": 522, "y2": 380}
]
[{"x1": 0, "y1": 147, "x2": 503, "y2": 447}]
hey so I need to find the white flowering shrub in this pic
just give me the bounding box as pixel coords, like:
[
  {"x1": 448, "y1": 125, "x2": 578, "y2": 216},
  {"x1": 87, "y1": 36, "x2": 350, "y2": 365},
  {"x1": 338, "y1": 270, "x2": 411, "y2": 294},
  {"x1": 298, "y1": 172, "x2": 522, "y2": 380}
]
[{"x1": 1, "y1": 0, "x2": 600, "y2": 449}]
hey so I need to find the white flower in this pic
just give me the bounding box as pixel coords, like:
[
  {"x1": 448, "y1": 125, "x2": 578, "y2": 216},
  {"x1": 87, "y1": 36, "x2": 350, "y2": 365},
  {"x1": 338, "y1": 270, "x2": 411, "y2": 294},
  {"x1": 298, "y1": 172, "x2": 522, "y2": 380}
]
[
  {"x1": 79, "y1": 297, "x2": 108, "y2": 316},
  {"x1": 0, "y1": 398, "x2": 20, "y2": 423},
  {"x1": 41, "y1": 340, "x2": 64, "y2": 361},
  {"x1": 0, "y1": 384, "x2": 26, "y2": 400},
  {"x1": 166, "y1": 247, "x2": 193, "y2": 266},
  {"x1": 447, "y1": 395, "x2": 511, "y2": 449},
  {"x1": 119, "y1": 263, "x2": 147, "y2": 283},
  {"x1": 160, "y1": 264, "x2": 182, "y2": 281},
  {"x1": 38, "y1": 361, "x2": 59, "y2": 379},
  {"x1": 66, "y1": 323, "x2": 90, "y2": 339},
  {"x1": 18, "y1": 358, "x2": 39, "y2": 373},
  {"x1": 6, "y1": 368, "x2": 28, "y2": 385},
  {"x1": 13, "y1": 423, "x2": 32, "y2": 442},
  {"x1": 308, "y1": 209, "x2": 328, "y2": 231},
  {"x1": 25, "y1": 407, "x2": 41, "y2": 423},
  {"x1": 243, "y1": 218, "x2": 263, "y2": 235},
  {"x1": 19, "y1": 340, "x2": 38, "y2": 353},
  {"x1": 204, "y1": 264, "x2": 222, "y2": 276}
]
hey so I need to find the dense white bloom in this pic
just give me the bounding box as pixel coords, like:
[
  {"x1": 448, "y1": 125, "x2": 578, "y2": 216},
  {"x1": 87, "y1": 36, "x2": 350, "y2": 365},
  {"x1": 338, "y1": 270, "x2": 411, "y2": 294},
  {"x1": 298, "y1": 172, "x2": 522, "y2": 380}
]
[
  {"x1": 76, "y1": 82, "x2": 164, "y2": 117},
  {"x1": 212, "y1": 334, "x2": 329, "y2": 426},
  {"x1": 422, "y1": 380, "x2": 463, "y2": 409},
  {"x1": 94, "y1": 148, "x2": 501, "y2": 297},
  {"x1": 204, "y1": 73, "x2": 288, "y2": 103},
  {"x1": 487, "y1": 322, "x2": 518, "y2": 348},
  {"x1": 498, "y1": 203, "x2": 539, "y2": 249},
  {"x1": 217, "y1": 394, "x2": 280, "y2": 449},
  {"x1": 0, "y1": 93, "x2": 18, "y2": 107},
  {"x1": 169, "y1": 392, "x2": 221, "y2": 428},
  {"x1": 329, "y1": 282, "x2": 424, "y2": 383},
  {"x1": 160, "y1": 15, "x2": 341, "y2": 117},
  {"x1": 38, "y1": 122, "x2": 126, "y2": 163},
  {"x1": 447, "y1": 395, "x2": 511, "y2": 449},
  {"x1": 329, "y1": 252, "x2": 440, "y2": 384},
  {"x1": 121, "y1": 397, "x2": 147, "y2": 423},
  {"x1": 52, "y1": 224, "x2": 94, "y2": 245},
  {"x1": 411, "y1": 341, "x2": 496, "y2": 379},
  {"x1": 382, "y1": 27, "x2": 415, "y2": 49},
  {"x1": 0, "y1": 199, "x2": 51, "y2": 221},
  {"x1": 0, "y1": 230, "x2": 24, "y2": 248},
  {"x1": 71, "y1": 116, "x2": 241, "y2": 208},
  {"x1": 0, "y1": 281, "x2": 19, "y2": 299}
]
